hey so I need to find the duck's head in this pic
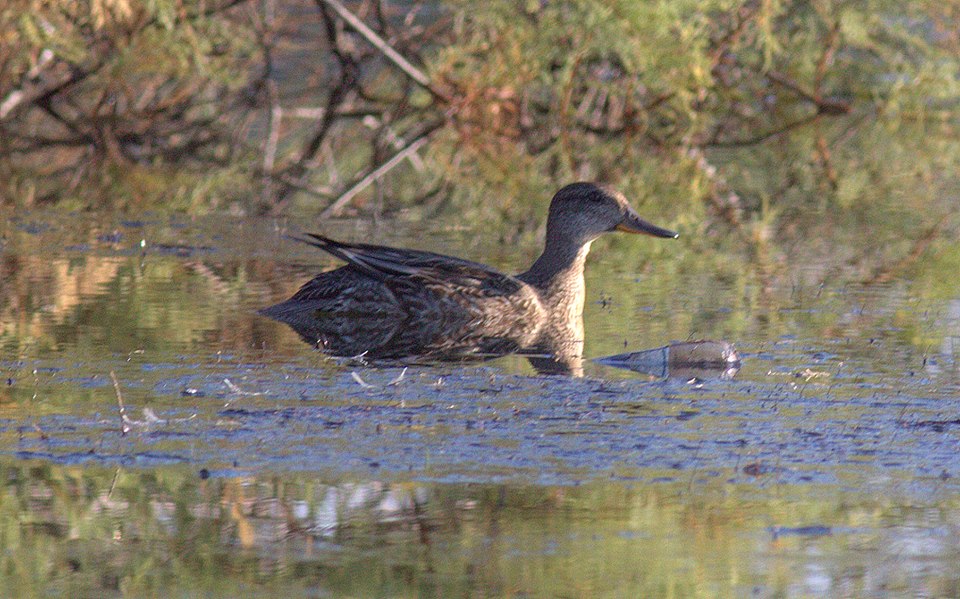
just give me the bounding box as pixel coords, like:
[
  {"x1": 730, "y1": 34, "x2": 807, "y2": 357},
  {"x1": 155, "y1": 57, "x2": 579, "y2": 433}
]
[{"x1": 546, "y1": 182, "x2": 678, "y2": 246}]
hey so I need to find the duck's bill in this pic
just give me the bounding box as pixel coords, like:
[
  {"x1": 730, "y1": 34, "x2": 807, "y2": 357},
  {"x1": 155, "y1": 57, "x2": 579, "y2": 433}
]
[{"x1": 616, "y1": 211, "x2": 678, "y2": 238}]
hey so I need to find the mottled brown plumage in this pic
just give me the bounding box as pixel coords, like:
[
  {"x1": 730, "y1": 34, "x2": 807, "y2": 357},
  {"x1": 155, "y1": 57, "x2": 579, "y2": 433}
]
[{"x1": 261, "y1": 182, "x2": 677, "y2": 373}]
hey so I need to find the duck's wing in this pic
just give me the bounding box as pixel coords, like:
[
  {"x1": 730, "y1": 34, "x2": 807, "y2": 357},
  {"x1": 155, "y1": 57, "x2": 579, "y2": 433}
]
[{"x1": 293, "y1": 233, "x2": 526, "y2": 295}]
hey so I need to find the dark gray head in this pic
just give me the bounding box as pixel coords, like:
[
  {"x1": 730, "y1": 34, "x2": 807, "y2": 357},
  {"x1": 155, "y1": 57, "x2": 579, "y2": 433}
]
[{"x1": 545, "y1": 182, "x2": 678, "y2": 246}]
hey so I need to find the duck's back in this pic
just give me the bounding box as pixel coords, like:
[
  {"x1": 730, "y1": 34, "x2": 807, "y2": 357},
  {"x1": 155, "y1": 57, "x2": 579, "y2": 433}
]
[{"x1": 260, "y1": 236, "x2": 546, "y2": 360}]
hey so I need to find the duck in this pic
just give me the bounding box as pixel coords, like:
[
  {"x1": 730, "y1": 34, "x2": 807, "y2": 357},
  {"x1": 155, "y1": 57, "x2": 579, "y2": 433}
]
[{"x1": 261, "y1": 182, "x2": 677, "y2": 371}]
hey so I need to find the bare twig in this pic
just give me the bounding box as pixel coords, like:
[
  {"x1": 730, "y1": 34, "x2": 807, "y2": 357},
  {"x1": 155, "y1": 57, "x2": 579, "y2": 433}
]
[
  {"x1": 363, "y1": 115, "x2": 425, "y2": 170},
  {"x1": 814, "y1": 21, "x2": 841, "y2": 94},
  {"x1": 387, "y1": 367, "x2": 407, "y2": 386},
  {"x1": 558, "y1": 51, "x2": 586, "y2": 175},
  {"x1": 142, "y1": 407, "x2": 167, "y2": 424},
  {"x1": 862, "y1": 215, "x2": 949, "y2": 285},
  {"x1": 321, "y1": 136, "x2": 428, "y2": 217},
  {"x1": 815, "y1": 130, "x2": 837, "y2": 190},
  {"x1": 263, "y1": 105, "x2": 282, "y2": 172},
  {"x1": 260, "y1": 0, "x2": 281, "y2": 203},
  {"x1": 320, "y1": 120, "x2": 441, "y2": 217},
  {"x1": 268, "y1": 4, "x2": 355, "y2": 212},
  {"x1": 766, "y1": 70, "x2": 850, "y2": 115},
  {"x1": 705, "y1": 113, "x2": 819, "y2": 148},
  {"x1": 269, "y1": 85, "x2": 350, "y2": 211},
  {"x1": 0, "y1": 48, "x2": 54, "y2": 119},
  {"x1": 223, "y1": 378, "x2": 264, "y2": 396},
  {"x1": 109, "y1": 370, "x2": 131, "y2": 435},
  {"x1": 32, "y1": 423, "x2": 49, "y2": 441},
  {"x1": 687, "y1": 147, "x2": 745, "y2": 233},
  {"x1": 351, "y1": 371, "x2": 374, "y2": 388},
  {"x1": 708, "y1": 0, "x2": 762, "y2": 65},
  {"x1": 107, "y1": 467, "x2": 121, "y2": 499},
  {"x1": 318, "y1": 0, "x2": 448, "y2": 100}
]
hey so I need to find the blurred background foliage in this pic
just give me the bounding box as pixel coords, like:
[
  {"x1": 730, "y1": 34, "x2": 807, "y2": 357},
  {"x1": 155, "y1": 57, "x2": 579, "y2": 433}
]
[
  {"x1": 3, "y1": 5, "x2": 960, "y2": 592},
  {"x1": 1, "y1": 0, "x2": 958, "y2": 268},
  {"x1": 0, "y1": 0, "x2": 960, "y2": 296}
]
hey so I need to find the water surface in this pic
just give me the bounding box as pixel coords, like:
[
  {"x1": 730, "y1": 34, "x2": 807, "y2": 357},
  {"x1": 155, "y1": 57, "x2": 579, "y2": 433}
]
[{"x1": 1, "y1": 210, "x2": 959, "y2": 596}]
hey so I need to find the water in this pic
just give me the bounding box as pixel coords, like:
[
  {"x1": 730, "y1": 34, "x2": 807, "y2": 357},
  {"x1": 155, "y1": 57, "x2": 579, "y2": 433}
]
[{"x1": 2, "y1": 210, "x2": 960, "y2": 596}]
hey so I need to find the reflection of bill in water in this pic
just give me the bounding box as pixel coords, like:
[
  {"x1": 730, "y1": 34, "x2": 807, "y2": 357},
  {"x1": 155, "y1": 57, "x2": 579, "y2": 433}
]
[{"x1": 596, "y1": 340, "x2": 741, "y2": 380}]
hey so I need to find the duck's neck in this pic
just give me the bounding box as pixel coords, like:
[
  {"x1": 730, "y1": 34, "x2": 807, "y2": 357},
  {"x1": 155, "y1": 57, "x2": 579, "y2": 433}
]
[{"x1": 519, "y1": 239, "x2": 592, "y2": 315}]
